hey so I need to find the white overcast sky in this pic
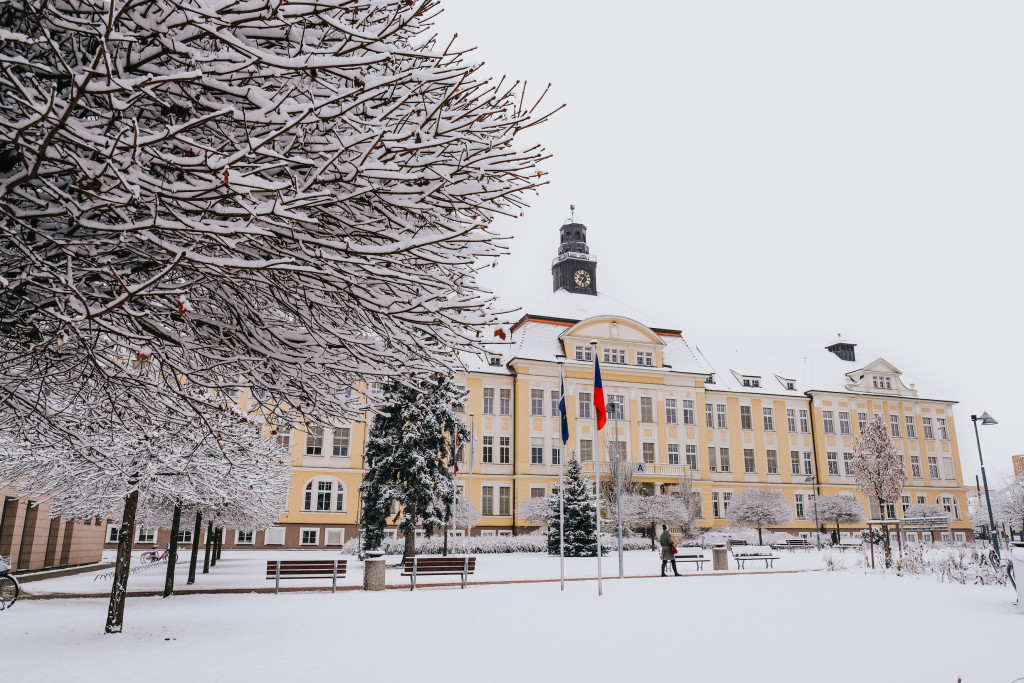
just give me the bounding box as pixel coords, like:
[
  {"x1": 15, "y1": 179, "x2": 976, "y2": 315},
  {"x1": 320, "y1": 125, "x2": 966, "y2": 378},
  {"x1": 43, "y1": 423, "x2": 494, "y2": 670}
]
[{"x1": 432, "y1": 0, "x2": 1024, "y2": 483}]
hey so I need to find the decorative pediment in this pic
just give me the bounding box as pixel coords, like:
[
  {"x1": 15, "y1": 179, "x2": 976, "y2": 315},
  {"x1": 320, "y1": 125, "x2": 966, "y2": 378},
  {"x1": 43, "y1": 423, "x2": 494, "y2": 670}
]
[
  {"x1": 844, "y1": 357, "x2": 916, "y2": 396},
  {"x1": 560, "y1": 316, "x2": 665, "y2": 347}
]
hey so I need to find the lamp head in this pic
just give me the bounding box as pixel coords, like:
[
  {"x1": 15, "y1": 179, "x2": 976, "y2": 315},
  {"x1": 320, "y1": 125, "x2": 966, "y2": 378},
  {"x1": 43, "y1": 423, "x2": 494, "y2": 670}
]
[
  {"x1": 804, "y1": 475, "x2": 815, "y2": 483},
  {"x1": 974, "y1": 412, "x2": 998, "y2": 426},
  {"x1": 589, "y1": 339, "x2": 598, "y2": 347}
]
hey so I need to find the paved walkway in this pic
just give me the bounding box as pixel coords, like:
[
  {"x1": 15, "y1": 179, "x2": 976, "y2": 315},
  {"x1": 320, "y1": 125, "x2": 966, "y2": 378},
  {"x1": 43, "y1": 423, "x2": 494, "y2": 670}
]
[{"x1": 22, "y1": 567, "x2": 815, "y2": 600}]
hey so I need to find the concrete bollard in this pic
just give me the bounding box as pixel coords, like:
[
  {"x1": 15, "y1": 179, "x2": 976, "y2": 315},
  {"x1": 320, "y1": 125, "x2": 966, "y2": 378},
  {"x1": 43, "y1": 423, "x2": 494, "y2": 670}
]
[
  {"x1": 363, "y1": 550, "x2": 386, "y2": 591},
  {"x1": 712, "y1": 546, "x2": 728, "y2": 571}
]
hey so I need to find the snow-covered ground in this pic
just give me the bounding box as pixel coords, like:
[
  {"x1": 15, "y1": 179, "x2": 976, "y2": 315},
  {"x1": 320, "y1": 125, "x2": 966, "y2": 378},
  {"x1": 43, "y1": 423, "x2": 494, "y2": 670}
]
[
  {"x1": 25, "y1": 548, "x2": 826, "y2": 594},
  {"x1": 4, "y1": 559, "x2": 1020, "y2": 683}
]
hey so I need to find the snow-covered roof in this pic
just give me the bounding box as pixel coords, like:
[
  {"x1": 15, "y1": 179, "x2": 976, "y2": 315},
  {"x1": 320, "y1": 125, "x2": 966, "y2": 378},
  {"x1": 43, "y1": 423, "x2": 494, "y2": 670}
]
[{"x1": 519, "y1": 289, "x2": 681, "y2": 333}]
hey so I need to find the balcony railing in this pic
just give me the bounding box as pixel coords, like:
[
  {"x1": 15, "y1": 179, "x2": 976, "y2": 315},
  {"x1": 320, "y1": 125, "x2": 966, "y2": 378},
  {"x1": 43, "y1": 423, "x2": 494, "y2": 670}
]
[{"x1": 579, "y1": 460, "x2": 692, "y2": 478}]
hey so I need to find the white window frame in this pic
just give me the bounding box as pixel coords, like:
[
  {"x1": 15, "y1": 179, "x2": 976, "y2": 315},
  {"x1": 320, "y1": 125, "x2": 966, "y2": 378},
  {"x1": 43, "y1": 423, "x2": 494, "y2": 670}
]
[
  {"x1": 839, "y1": 411, "x2": 851, "y2": 435},
  {"x1": 482, "y1": 387, "x2": 495, "y2": 415},
  {"x1": 786, "y1": 409, "x2": 797, "y2": 432},
  {"x1": 136, "y1": 527, "x2": 155, "y2": 544},
  {"x1": 827, "y1": 451, "x2": 839, "y2": 476},
  {"x1": 890, "y1": 414, "x2": 901, "y2": 438},
  {"x1": 531, "y1": 438, "x2": 544, "y2": 465},
  {"x1": 106, "y1": 524, "x2": 120, "y2": 544},
  {"x1": 685, "y1": 444, "x2": 698, "y2": 470},
  {"x1": 739, "y1": 405, "x2": 752, "y2": 430},
  {"x1": 682, "y1": 399, "x2": 695, "y2": 425},
  {"x1": 762, "y1": 407, "x2": 775, "y2": 432},
  {"x1": 579, "y1": 392, "x2": 592, "y2": 419},
  {"x1": 922, "y1": 417, "x2": 934, "y2": 439},
  {"x1": 640, "y1": 396, "x2": 654, "y2": 423},
  {"x1": 822, "y1": 410, "x2": 835, "y2": 434},
  {"x1": 482, "y1": 436, "x2": 494, "y2": 463},
  {"x1": 743, "y1": 448, "x2": 756, "y2": 474},
  {"x1": 766, "y1": 449, "x2": 778, "y2": 475},
  {"x1": 499, "y1": 436, "x2": 511, "y2": 464},
  {"x1": 299, "y1": 528, "x2": 320, "y2": 546},
  {"x1": 667, "y1": 443, "x2": 680, "y2": 465},
  {"x1": 235, "y1": 530, "x2": 255, "y2": 545},
  {"x1": 305, "y1": 425, "x2": 324, "y2": 456},
  {"x1": 665, "y1": 398, "x2": 678, "y2": 425},
  {"x1": 302, "y1": 476, "x2": 346, "y2": 513},
  {"x1": 499, "y1": 388, "x2": 511, "y2": 416},
  {"x1": 264, "y1": 527, "x2": 286, "y2": 545},
  {"x1": 642, "y1": 442, "x2": 656, "y2": 464},
  {"x1": 325, "y1": 528, "x2": 345, "y2": 546},
  {"x1": 716, "y1": 404, "x2": 727, "y2": 429},
  {"x1": 331, "y1": 427, "x2": 351, "y2": 458},
  {"x1": 905, "y1": 415, "x2": 917, "y2": 439},
  {"x1": 531, "y1": 389, "x2": 544, "y2": 416},
  {"x1": 936, "y1": 417, "x2": 949, "y2": 440}
]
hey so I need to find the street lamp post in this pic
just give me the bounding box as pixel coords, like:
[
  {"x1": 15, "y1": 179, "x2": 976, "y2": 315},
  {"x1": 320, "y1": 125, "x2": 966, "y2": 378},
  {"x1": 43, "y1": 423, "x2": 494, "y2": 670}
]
[
  {"x1": 609, "y1": 404, "x2": 624, "y2": 579},
  {"x1": 971, "y1": 412, "x2": 1001, "y2": 561},
  {"x1": 805, "y1": 473, "x2": 821, "y2": 550}
]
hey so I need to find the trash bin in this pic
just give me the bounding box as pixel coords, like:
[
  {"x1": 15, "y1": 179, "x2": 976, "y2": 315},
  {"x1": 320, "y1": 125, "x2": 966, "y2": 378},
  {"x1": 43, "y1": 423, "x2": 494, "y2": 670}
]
[
  {"x1": 1010, "y1": 542, "x2": 1024, "y2": 612},
  {"x1": 363, "y1": 550, "x2": 386, "y2": 591},
  {"x1": 713, "y1": 546, "x2": 728, "y2": 571}
]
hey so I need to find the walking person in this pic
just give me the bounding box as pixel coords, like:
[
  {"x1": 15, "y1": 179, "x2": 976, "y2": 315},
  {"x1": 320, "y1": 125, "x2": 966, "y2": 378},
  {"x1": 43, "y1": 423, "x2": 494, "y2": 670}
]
[{"x1": 659, "y1": 525, "x2": 680, "y2": 577}]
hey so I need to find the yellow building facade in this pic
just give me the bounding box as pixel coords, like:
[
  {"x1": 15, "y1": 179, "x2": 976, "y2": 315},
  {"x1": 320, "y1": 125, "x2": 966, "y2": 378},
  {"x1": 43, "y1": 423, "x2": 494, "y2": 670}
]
[{"x1": 108, "y1": 219, "x2": 974, "y2": 550}]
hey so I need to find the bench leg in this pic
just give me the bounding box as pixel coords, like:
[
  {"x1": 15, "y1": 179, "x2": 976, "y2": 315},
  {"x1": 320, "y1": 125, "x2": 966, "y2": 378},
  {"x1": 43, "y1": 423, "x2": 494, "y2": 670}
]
[
  {"x1": 275, "y1": 561, "x2": 280, "y2": 595},
  {"x1": 332, "y1": 561, "x2": 337, "y2": 593}
]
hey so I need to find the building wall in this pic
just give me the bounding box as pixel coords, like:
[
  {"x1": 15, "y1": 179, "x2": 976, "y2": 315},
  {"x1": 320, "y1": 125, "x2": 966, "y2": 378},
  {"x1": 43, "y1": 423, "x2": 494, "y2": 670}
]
[{"x1": 0, "y1": 486, "x2": 105, "y2": 571}]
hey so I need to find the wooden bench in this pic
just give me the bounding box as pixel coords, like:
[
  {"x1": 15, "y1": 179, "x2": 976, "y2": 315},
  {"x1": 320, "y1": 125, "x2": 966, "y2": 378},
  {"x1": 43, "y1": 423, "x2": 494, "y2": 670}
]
[
  {"x1": 732, "y1": 550, "x2": 780, "y2": 569},
  {"x1": 772, "y1": 538, "x2": 812, "y2": 552},
  {"x1": 265, "y1": 559, "x2": 347, "y2": 594},
  {"x1": 401, "y1": 556, "x2": 476, "y2": 590},
  {"x1": 832, "y1": 541, "x2": 863, "y2": 553},
  {"x1": 673, "y1": 549, "x2": 708, "y2": 571}
]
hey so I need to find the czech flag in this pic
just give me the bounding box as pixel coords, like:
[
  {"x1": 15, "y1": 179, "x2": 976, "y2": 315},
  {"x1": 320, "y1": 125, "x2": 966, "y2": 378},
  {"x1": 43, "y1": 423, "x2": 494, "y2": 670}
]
[{"x1": 594, "y1": 356, "x2": 606, "y2": 430}]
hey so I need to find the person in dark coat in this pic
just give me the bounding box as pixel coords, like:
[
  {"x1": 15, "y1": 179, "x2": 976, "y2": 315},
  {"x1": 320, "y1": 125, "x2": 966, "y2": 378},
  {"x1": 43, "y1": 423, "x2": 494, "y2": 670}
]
[{"x1": 659, "y1": 525, "x2": 680, "y2": 576}]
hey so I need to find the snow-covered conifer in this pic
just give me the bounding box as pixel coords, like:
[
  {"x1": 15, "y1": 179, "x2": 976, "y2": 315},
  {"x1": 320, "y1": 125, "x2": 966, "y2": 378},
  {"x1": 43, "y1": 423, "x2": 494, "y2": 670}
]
[
  {"x1": 359, "y1": 374, "x2": 468, "y2": 558},
  {"x1": 547, "y1": 457, "x2": 599, "y2": 557},
  {"x1": 724, "y1": 488, "x2": 794, "y2": 545},
  {"x1": 852, "y1": 415, "x2": 906, "y2": 566}
]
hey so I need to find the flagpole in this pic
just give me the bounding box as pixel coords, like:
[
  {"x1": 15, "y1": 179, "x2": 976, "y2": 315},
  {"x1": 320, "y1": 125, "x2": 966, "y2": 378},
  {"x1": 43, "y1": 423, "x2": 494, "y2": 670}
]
[
  {"x1": 467, "y1": 412, "x2": 475, "y2": 555},
  {"x1": 590, "y1": 340, "x2": 602, "y2": 597},
  {"x1": 558, "y1": 363, "x2": 567, "y2": 592}
]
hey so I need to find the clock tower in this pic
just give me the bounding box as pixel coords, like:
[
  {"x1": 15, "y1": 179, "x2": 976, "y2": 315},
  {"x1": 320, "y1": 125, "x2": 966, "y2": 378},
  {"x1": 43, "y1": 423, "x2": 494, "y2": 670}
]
[{"x1": 551, "y1": 218, "x2": 597, "y2": 296}]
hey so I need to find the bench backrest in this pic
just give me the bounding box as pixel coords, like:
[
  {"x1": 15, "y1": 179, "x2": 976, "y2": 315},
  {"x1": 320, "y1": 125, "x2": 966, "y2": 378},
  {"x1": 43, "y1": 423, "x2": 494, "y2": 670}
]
[
  {"x1": 674, "y1": 550, "x2": 705, "y2": 558},
  {"x1": 403, "y1": 556, "x2": 477, "y2": 573},
  {"x1": 265, "y1": 559, "x2": 347, "y2": 579},
  {"x1": 786, "y1": 539, "x2": 810, "y2": 545}
]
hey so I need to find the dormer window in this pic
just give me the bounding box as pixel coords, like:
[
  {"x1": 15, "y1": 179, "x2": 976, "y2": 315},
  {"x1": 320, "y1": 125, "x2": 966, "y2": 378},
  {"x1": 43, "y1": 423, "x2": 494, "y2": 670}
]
[
  {"x1": 872, "y1": 375, "x2": 892, "y2": 390},
  {"x1": 603, "y1": 347, "x2": 627, "y2": 364},
  {"x1": 635, "y1": 351, "x2": 653, "y2": 367},
  {"x1": 741, "y1": 376, "x2": 761, "y2": 388},
  {"x1": 487, "y1": 354, "x2": 502, "y2": 367},
  {"x1": 574, "y1": 345, "x2": 593, "y2": 362},
  {"x1": 776, "y1": 376, "x2": 796, "y2": 391}
]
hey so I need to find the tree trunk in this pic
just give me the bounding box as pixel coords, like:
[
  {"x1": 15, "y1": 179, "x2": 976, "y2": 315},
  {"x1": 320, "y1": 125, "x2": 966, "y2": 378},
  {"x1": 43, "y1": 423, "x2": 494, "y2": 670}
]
[
  {"x1": 216, "y1": 528, "x2": 223, "y2": 561},
  {"x1": 757, "y1": 526, "x2": 763, "y2": 546},
  {"x1": 187, "y1": 512, "x2": 202, "y2": 585},
  {"x1": 163, "y1": 503, "x2": 181, "y2": 598},
  {"x1": 879, "y1": 497, "x2": 892, "y2": 568},
  {"x1": 105, "y1": 489, "x2": 139, "y2": 634},
  {"x1": 203, "y1": 521, "x2": 213, "y2": 573},
  {"x1": 403, "y1": 500, "x2": 417, "y2": 560},
  {"x1": 442, "y1": 524, "x2": 449, "y2": 556}
]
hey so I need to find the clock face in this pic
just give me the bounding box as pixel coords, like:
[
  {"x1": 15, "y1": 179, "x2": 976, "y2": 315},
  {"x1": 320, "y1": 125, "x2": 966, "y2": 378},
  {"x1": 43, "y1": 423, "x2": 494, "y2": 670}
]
[{"x1": 574, "y1": 270, "x2": 591, "y2": 287}]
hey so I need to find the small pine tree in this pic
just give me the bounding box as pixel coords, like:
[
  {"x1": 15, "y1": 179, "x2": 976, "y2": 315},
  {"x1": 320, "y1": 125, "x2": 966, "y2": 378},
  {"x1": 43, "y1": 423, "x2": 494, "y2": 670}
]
[
  {"x1": 547, "y1": 458, "x2": 601, "y2": 556},
  {"x1": 359, "y1": 374, "x2": 468, "y2": 558}
]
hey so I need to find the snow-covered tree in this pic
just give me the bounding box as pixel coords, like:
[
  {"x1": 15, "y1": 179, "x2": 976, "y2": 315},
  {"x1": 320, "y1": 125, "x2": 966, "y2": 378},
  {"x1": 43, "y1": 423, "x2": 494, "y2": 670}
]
[
  {"x1": 815, "y1": 494, "x2": 866, "y2": 542},
  {"x1": 607, "y1": 493, "x2": 692, "y2": 549},
  {"x1": 903, "y1": 503, "x2": 948, "y2": 520},
  {"x1": 994, "y1": 477, "x2": 1024, "y2": 535},
  {"x1": 359, "y1": 374, "x2": 467, "y2": 558},
  {"x1": 0, "y1": 388, "x2": 290, "y2": 633},
  {"x1": 516, "y1": 496, "x2": 552, "y2": 529},
  {"x1": 0, "y1": 0, "x2": 556, "y2": 434},
  {"x1": 852, "y1": 415, "x2": 906, "y2": 567},
  {"x1": 724, "y1": 488, "x2": 794, "y2": 545},
  {"x1": 547, "y1": 458, "x2": 599, "y2": 557}
]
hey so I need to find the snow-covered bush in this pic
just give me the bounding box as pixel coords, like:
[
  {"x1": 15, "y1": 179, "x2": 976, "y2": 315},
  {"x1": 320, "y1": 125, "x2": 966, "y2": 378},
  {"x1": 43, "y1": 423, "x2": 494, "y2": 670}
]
[
  {"x1": 340, "y1": 532, "x2": 649, "y2": 556},
  {"x1": 698, "y1": 527, "x2": 761, "y2": 548},
  {"x1": 821, "y1": 552, "x2": 846, "y2": 572}
]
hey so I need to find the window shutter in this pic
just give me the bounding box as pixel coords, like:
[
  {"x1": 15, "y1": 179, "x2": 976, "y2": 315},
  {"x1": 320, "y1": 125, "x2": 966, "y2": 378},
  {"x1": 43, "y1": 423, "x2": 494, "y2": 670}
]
[
  {"x1": 325, "y1": 529, "x2": 345, "y2": 546},
  {"x1": 264, "y1": 527, "x2": 286, "y2": 545}
]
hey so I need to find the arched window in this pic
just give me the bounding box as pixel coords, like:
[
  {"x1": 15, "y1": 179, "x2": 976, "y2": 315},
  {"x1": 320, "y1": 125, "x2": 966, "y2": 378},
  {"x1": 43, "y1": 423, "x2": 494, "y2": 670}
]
[
  {"x1": 938, "y1": 493, "x2": 961, "y2": 521},
  {"x1": 302, "y1": 477, "x2": 345, "y2": 512}
]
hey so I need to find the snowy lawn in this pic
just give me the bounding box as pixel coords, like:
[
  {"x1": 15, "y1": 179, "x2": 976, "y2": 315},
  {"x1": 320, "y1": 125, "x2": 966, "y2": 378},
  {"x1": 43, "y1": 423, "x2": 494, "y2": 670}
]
[
  {"x1": 25, "y1": 548, "x2": 828, "y2": 595},
  {"x1": 4, "y1": 569, "x2": 1021, "y2": 683}
]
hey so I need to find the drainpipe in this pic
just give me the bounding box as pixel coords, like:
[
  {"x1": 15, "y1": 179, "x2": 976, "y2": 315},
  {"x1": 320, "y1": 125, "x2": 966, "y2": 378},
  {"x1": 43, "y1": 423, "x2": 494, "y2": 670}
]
[
  {"x1": 804, "y1": 392, "x2": 822, "y2": 498},
  {"x1": 509, "y1": 362, "x2": 517, "y2": 536}
]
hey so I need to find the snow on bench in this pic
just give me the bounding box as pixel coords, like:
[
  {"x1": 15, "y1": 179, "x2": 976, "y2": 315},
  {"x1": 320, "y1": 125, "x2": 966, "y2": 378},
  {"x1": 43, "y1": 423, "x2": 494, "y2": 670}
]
[
  {"x1": 673, "y1": 548, "x2": 708, "y2": 571},
  {"x1": 731, "y1": 547, "x2": 780, "y2": 569},
  {"x1": 771, "y1": 538, "x2": 812, "y2": 552}
]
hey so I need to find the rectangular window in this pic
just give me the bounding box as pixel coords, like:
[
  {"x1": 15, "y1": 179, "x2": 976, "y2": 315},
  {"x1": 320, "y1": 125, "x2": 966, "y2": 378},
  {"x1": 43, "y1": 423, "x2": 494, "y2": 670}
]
[
  {"x1": 911, "y1": 455, "x2": 922, "y2": 479},
  {"x1": 799, "y1": 410, "x2": 809, "y2": 433},
  {"x1": 706, "y1": 403, "x2": 714, "y2": 428},
  {"x1": 481, "y1": 486, "x2": 494, "y2": 515},
  {"x1": 636, "y1": 350, "x2": 654, "y2": 366},
  {"x1": 791, "y1": 451, "x2": 801, "y2": 475},
  {"x1": 743, "y1": 449, "x2": 756, "y2": 473},
  {"x1": 708, "y1": 446, "x2": 717, "y2": 472},
  {"x1": 551, "y1": 447, "x2": 561, "y2": 466},
  {"x1": 917, "y1": 494, "x2": 926, "y2": 505},
  {"x1": 575, "y1": 345, "x2": 593, "y2": 362},
  {"x1": 530, "y1": 487, "x2": 546, "y2": 499},
  {"x1": 803, "y1": 452, "x2": 813, "y2": 476},
  {"x1": 325, "y1": 529, "x2": 345, "y2": 546},
  {"x1": 839, "y1": 412, "x2": 851, "y2": 435},
  {"x1": 608, "y1": 395, "x2": 625, "y2": 421},
  {"x1": 786, "y1": 409, "x2": 797, "y2": 433},
  {"x1": 685, "y1": 445, "x2": 698, "y2": 470},
  {"x1": 176, "y1": 529, "x2": 193, "y2": 544},
  {"x1": 579, "y1": 439, "x2": 593, "y2": 462},
  {"x1": 665, "y1": 399, "x2": 678, "y2": 425},
  {"x1": 942, "y1": 456, "x2": 954, "y2": 480},
  {"x1": 482, "y1": 436, "x2": 494, "y2": 464},
  {"x1": 843, "y1": 452, "x2": 854, "y2": 476},
  {"x1": 454, "y1": 387, "x2": 466, "y2": 413},
  {"x1": 275, "y1": 431, "x2": 292, "y2": 452},
  {"x1": 136, "y1": 528, "x2": 155, "y2": 544},
  {"x1": 264, "y1": 527, "x2": 286, "y2": 545},
  {"x1": 905, "y1": 415, "x2": 917, "y2": 439},
  {"x1": 890, "y1": 414, "x2": 901, "y2": 438},
  {"x1": 712, "y1": 492, "x2": 721, "y2": 519},
  {"x1": 531, "y1": 438, "x2": 544, "y2": 465},
  {"x1": 300, "y1": 529, "x2": 319, "y2": 546},
  {"x1": 722, "y1": 492, "x2": 732, "y2": 515},
  {"x1": 857, "y1": 412, "x2": 867, "y2": 432},
  {"x1": 579, "y1": 392, "x2": 592, "y2": 419},
  {"x1": 551, "y1": 391, "x2": 560, "y2": 418},
  {"x1": 499, "y1": 389, "x2": 511, "y2": 416},
  {"x1": 682, "y1": 399, "x2": 695, "y2": 425},
  {"x1": 305, "y1": 426, "x2": 324, "y2": 456},
  {"x1": 602, "y1": 348, "x2": 627, "y2": 364},
  {"x1": 331, "y1": 427, "x2": 350, "y2": 457},
  {"x1": 766, "y1": 450, "x2": 778, "y2": 475},
  {"x1": 822, "y1": 410, "x2": 835, "y2": 434},
  {"x1": 901, "y1": 494, "x2": 911, "y2": 516},
  {"x1": 667, "y1": 443, "x2": 680, "y2": 465},
  {"x1": 716, "y1": 404, "x2": 727, "y2": 429},
  {"x1": 499, "y1": 436, "x2": 511, "y2": 464},
  {"x1": 740, "y1": 406, "x2": 753, "y2": 430},
  {"x1": 483, "y1": 388, "x2": 495, "y2": 415},
  {"x1": 236, "y1": 530, "x2": 254, "y2": 545},
  {"x1": 642, "y1": 442, "x2": 655, "y2": 464},
  {"x1": 531, "y1": 389, "x2": 544, "y2": 416},
  {"x1": 936, "y1": 418, "x2": 949, "y2": 440},
  {"x1": 795, "y1": 494, "x2": 805, "y2": 519},
  {"x1": 719, "y1": 447, "x2": 731, "y2": 472},
  {"x1": 928, "y1": 456, "x2": 939, "y2": 479},
  {"x1": 107, "y1": 525, "x2": 120, "y2": 543},
  {"x1": 763, "y1": 407, "x2": 775, "y2": 432},
  {"x1": 499, "y1": 486, "x2": 511, "y2": 516},
  {"x1": 827, "y1": 452, "x2": 839, "y2": 476},
  {"x1": 640, "y1": 396, "x2": 654, "y2": 423},
  {"x1": 922, "y1": 417, "x2": 934, "y2": 439}
]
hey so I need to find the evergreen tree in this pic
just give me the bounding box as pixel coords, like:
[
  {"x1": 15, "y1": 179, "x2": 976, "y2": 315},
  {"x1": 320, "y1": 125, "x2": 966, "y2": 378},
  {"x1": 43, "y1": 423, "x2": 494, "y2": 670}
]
[
  {"x1": 547, "y1": 458, "x2": 601, "y2": 557},
  {"x1": 360, "y1": 374, "x2": 468, "y2": 558}
]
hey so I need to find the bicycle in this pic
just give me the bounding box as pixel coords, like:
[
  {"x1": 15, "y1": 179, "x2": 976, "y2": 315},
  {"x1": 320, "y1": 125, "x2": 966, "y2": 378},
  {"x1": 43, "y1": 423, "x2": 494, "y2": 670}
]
[
  {"x1": 0, "y1": 556, "x2": 19, "y2": 610},
  {"x1": 139, "y1": 546, "x2": 176, "y2": 565}
]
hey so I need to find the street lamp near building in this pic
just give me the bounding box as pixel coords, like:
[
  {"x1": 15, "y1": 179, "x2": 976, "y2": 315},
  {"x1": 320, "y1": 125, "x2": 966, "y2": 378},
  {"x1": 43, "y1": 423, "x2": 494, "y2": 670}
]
[
  {"x1": 804, "y1": 474, "x2": 821, "y2": 550},
  {"x1": 971, "y1": 412, "x2": 1001, "y2": 561}
]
